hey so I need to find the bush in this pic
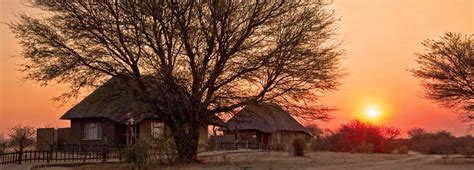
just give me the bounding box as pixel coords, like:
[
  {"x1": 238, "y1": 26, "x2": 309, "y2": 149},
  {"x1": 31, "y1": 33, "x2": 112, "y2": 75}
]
[
  {"x1": 359, "y1": 142, "x2": 374, "y2": 153},
  {"x1": 151, "y1": 134, "x2": 178, "y2": 164},
  {"x1": 275, "y1": 144, "x2": 286, "y2": 151},
  {"x1": 409, "y1": 130, "x2": 457, "y2": 154},
  {"x1": 457, "y1": 146, "x2": 474, "y2": 158},
  {"x1": 310, "y1": 136, "x2": 334, "y2": 152},
  {"x1": 323, "y1": 120, "x2": 400, "y2": 153},
  {"x1": 122, "y1": 141, "x2": 151, "y2": 168},
  {"x1": 292, "y1": 137, "x2": 306, "y2": 156},
  {"x1": 310, "y1": 139, "x2": 322, "y2": 152},
  {"x1": 396, "y1": 146, "x2": 408, "y2": 154}
]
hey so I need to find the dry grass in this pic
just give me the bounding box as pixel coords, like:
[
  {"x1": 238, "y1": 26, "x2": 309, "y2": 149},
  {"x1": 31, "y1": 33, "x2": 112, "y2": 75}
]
[
  {"x1": 31, "y1": 151, "x2": 474, "y2": 170},
  {"x1": 433, "y1": 156, "x2": 474, "y2": 165},
  {"x1": 2, "y1": 146, "x2": 36, "y2": 152},
  {"x1": 33, "y1": 151, "x2": 410, "y2": 170}
]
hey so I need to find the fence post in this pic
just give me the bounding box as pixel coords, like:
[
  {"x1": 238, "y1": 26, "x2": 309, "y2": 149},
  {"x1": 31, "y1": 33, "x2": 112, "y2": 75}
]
[
  {"x1": 17, "y1": 149, "x2": 23, "y2": 165},
  {"x1": 83, "y1": 150, "x2": 87, "y2": 163},
  {"x1": 102, "y1": 144, "x2": 106, "y2": 162},
  {"x1": 47, "y1": 145, "x2": 53, "y2": 163},
  {"x1": 1, "y1": 146, "x2": 3, "y2": 165},
  {"x1": 24, "y1": 150, "x2": 28, "y2": 163},
  {"x1": 118, "y1": 146, "x2": 122, "y2": 161}
]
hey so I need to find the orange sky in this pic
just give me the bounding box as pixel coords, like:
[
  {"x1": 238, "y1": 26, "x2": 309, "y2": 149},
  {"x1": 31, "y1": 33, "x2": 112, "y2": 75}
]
[{"x1": 0, "y1": 0, "x2": 473, "y2": 137}]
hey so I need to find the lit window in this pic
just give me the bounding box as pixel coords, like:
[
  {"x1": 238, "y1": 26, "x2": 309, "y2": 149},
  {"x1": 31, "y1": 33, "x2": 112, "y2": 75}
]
[
  {"x1": 208, "y1": 125, "x2": 223, "y2": 137},
  {"x1": 83, "y1": 122, "x2": 101, "y2": 140},
  {"x1": 151, "y1": 122, "x2": 165, "y2": 138}
]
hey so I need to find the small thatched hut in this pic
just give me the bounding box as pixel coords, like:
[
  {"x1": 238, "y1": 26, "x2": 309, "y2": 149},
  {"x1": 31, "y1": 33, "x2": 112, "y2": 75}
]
[{"x1": 221, "y1": 103, "x2": 312, "y2": 148}]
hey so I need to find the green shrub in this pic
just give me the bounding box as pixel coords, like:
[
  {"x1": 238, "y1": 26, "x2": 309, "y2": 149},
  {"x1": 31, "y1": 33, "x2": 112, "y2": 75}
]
[
  {"x1": 122, "y1": 141, "x2": 151, "y2": 168},
  {"x1": 292, "y1": 137, "x2": 306, "y2": 156}
]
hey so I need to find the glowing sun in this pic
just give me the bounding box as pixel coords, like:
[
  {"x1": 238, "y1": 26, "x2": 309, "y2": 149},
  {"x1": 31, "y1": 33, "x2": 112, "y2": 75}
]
[{"x1": 367, "y1": 108, "x2": 379, "y2": 118}]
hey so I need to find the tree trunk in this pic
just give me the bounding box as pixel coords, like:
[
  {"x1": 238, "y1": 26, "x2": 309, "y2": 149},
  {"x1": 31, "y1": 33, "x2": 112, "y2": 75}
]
[
  {"x1": 170, "y1": 122, "x2": 201, "y2": 163},
  {"x1": 18, "y1": 144, "x2": 24, "y2": 164}
]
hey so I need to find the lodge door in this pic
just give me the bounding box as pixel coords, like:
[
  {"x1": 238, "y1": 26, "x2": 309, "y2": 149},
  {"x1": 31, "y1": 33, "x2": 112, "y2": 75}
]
[
  {"x1": 262, "y1": 133, "x2": 269, "y2": 144},
  {"x1": 256, "y1": 131, "x2": 270, "y2": 144}
]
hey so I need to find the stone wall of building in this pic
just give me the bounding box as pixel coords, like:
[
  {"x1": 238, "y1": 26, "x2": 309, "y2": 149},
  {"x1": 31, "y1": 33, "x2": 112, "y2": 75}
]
[
  {"x1": 138, "y1": 118, "x2": 210, "y2": 152},
  {"x1": 224, "y1": 130, "x2": 260, "y2": 143},
  {"x1": 198, "y1": 126, "x2": 209, "y2": 152},
  {"x1": 70, "y1": 118, "x2": 122, "y2": 145},
  {"x1": 36, "y1": 128, "x2": 55, "y2": 151},
  {"x1": 57, "y1": 128, "x2": 72, "y2": 144}
]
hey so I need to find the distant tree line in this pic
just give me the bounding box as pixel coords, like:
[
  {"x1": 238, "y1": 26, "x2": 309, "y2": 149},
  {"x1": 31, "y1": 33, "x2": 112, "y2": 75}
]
[
  {"x1": 307, "y1": 121, "x2": 473, "y2": 158},
  {"x1": 407, "y1": 128, "x2": 473, "y2": 157}
]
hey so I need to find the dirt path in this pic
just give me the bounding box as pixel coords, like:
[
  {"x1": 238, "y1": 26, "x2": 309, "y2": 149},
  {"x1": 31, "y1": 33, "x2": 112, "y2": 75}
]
[
  {"x1": 313, "y1": 152, "x2": 472, "y2": 170},
  {"x1": 0, "y1": 163, "x2": 38, "y2": 170}
]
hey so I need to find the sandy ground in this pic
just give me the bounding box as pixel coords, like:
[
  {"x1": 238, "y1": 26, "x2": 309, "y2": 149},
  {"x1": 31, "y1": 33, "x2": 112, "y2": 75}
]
[
  {"x1": 194, "y1": 151, "x2": 474, "y2": 170},
  {"x1": 2, "y1": 151, "x2": 473, "y2": 170}
]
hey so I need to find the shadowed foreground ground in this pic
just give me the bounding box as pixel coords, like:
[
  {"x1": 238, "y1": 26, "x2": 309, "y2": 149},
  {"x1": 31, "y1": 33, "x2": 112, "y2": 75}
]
[{"x1": 2, "y1": 151, "x2": 473, "y2": 170}]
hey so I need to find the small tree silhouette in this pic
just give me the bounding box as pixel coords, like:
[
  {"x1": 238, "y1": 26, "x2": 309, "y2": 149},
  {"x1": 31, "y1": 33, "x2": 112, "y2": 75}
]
[{"x1": 7, "y1": 125, "x2": 35, "y2": 164}]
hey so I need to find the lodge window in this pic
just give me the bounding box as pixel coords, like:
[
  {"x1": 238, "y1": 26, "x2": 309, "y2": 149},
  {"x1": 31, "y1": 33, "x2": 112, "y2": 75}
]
[
  {"x1": 151, "y1": 122, "x2": 165, "y2": 138},
  {"x1": 83, "y1": 122, "x2": 101, "y2": 140}
]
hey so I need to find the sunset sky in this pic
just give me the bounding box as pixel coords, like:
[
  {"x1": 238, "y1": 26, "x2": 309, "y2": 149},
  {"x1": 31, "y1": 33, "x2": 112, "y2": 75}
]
[{"x1": 0, "y1": 0, "x2": 473, "y2": 137}]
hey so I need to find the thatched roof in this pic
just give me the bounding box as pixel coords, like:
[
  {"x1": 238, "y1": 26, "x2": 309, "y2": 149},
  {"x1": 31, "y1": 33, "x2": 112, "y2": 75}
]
[
  {"x1": 60, "y1": 77, "x2": 224, "y2": 126},
  {"x1": 223, "y1": 103, "x2": 311, "y2": 136}
]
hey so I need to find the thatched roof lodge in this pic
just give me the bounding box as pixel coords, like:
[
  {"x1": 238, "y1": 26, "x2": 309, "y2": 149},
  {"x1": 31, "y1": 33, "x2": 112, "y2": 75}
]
[{"x1": 221, "y1": 103, "x2": 311, "y2": 148}]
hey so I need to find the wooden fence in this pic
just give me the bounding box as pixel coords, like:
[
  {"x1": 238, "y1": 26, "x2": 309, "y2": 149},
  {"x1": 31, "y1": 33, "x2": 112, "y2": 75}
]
[
  {"x1": 0, "y1": 144, "x2": 123, "y2": 165},
  {"x1": 214, "y1": 141, "x2": 273, "y2": 151},
  {"x1": 1, "y1": 142, "x2": 270, "y2": 165}
]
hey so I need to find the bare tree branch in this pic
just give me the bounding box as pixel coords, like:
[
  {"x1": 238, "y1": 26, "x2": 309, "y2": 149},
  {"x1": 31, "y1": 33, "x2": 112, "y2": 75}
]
[{"x1": 410, "y1": 32, "x2": 473, "y2": 122}]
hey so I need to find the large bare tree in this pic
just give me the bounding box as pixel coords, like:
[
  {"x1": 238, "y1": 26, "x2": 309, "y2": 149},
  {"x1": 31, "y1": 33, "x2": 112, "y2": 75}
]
[
  {"x1": 11, "y1": 0, "x2": 342, "y2": 162},
  {"x1": 411, "y1": 32, "x2": 473, "y2": 123}
]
